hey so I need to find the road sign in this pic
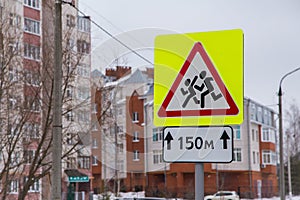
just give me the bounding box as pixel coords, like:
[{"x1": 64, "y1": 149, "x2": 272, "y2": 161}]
[
  {"x1": 68, "y1": 176, "x2": 89, "y2": 183},
  {"x1": 163, "y1": 126, "x2": 233, "y2": 163},
  {"x1": 154, "y1": 29, "x2": 244, "y2": 126}
]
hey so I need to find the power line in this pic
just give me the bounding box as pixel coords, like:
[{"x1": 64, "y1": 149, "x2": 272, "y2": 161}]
[{"x1": 62, "y1": 1, "x2": 154, "y2": 66}]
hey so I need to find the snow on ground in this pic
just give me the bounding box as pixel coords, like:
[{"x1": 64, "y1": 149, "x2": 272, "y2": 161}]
[
  {"x1": 94, "y1": 192, "x2": 300, "y2": 200},
  {"x1": 242, "y1": 197, "x2": 300, "y2": 200}
]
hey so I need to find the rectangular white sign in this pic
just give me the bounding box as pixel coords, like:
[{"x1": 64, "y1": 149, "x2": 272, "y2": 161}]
[{"x1": 163, "y1": 126, "x2": 233, "y2": 163}]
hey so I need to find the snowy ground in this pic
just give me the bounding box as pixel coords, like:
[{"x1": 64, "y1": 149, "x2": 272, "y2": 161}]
[{"x1": 93, "y1": 192, "x2": 300, "y2": 200}]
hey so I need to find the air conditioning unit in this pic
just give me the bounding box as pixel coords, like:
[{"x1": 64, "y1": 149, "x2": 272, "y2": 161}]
[{"x1": 260, "y1": 164, "x2": 266, "y2": 168}]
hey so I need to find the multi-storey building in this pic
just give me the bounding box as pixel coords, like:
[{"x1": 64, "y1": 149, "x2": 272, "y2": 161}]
[
  {"x1": 143, "y1": 96, "x2": 278, "y2": 199},
  {"x1": 0, "y1": 0, "x2": 92, "y2": 199},
  {"x1": 92, "y1": 65, "x2": 278, "y2": 199},
  {"x1": 91, "y1": 67, "x2": 153, "y2": 194}
]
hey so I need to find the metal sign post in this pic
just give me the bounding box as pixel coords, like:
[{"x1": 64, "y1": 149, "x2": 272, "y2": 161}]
[{"x1": 195, "y1": 163, "x2": 204, "y2": 200}]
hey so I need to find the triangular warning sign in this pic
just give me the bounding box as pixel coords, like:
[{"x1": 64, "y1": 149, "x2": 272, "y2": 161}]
[{"x1": 158, "y1": 42, "x2": 239, "y2": 117}]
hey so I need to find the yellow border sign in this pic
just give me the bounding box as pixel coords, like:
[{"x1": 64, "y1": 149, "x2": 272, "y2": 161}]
[{"x1": 154, "y1": 29, "x2": 244, "y2": 126}]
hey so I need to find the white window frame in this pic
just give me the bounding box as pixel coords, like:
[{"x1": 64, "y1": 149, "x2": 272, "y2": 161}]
[
  {"x1": 132, "y1": 112, "x2": 139, "y2": 123},
  {"x1": 92, "y1": 156, "x2": 98, "y2": 166},
  {"x1": 24, "y1": 18, "x2": 40, "y2": 35},
  {"x1": 24, "y1": 0, "x2": 40, "y2": 9},
  {"x1": 133, "y1": 131, "x2": 139, "y2": 142},
  {"x1": 262, "y1": 150, "x2": 276, "y2": 165},
  {"x1": 9, "y1": 180, "x2": 18, "y2": 193},
  {"x1": 262, "y1": 128, "x2": 275, "y2": 143},
  {"x1": 233, "y1": 148, "x2": 242, "y2": 162},
  {"x1": 133, "y1": 150, "x2": 139, "y2": 161},
  {"x1": 153, "y1": 150, "x2": 163, "y2": 164}
]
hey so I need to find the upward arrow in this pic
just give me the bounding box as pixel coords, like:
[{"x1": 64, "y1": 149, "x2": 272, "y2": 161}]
[
  {"x1": 164, "y1": 132, "x2": 174, "y2": 150},
  {"x1": 220, "y1": 130, "x2": 230, "y2": 149}
]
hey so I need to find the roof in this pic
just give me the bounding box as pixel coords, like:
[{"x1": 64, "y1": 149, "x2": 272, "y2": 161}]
[
  {"x1": 91, "y1": 69, "x2": 104, "y2": 78},
  {"x1": 122, "y1": 69, "x2": 148, "y2": 84},
  {"x1": 64, "y1": 169, "x2": 88, "y2": 177}
]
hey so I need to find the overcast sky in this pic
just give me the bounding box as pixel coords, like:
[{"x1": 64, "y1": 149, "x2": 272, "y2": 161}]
[{"x1": 79, "y1": 0, "x2": 300, "y2": 111}]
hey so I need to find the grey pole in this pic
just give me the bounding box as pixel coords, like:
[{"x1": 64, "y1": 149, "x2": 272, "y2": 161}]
[
  {"x1": 195, "y1": 163, "x2": 204, "y2": 200},
  {"x1": 52, "y1": 1, "x2": 62, "y2": 200},
  {"x1": 278, "y1": 86, "x2": 285, "y2": 200},
  {"x1": 278, "y1": 67, "x2": 300, "y2": 200}
]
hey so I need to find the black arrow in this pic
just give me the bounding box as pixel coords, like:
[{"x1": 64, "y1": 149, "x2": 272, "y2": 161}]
[
  {"x1": 164, "y1": 132, "x2": 174, "y2": 150},
  {"x1": 220, "y1": 130, "x2": 230, "y2": 149}
]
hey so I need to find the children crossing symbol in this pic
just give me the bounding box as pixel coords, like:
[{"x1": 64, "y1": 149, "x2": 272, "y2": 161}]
[{"x1": 157, "y1": 42, "x2": 239, "y2": 117}]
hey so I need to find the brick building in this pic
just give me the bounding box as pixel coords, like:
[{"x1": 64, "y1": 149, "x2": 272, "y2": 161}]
[{"x1": 91, "y1": 65, "x2": 278, "y2": 199}]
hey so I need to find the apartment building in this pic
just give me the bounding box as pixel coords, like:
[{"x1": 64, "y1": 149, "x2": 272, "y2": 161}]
[
  {"x1": 95, "y1": 70, "x2": 277, "y2": 198},
  {"x1": 0, "y1": 0, "x2": 92, "y2": 199},
  {"x1": 142, "y1": 96, "x2": 278, "y2": 199},
  {"x1": 91, "y1": 67, "x2": 153, "y2": 194}
]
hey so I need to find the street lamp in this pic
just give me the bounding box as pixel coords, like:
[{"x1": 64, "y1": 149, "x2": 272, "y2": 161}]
[{"x1": 278, "y1": 67, "x2": 300, "y2": 200}]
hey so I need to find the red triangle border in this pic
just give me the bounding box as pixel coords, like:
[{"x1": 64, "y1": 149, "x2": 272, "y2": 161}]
[{"x1": 158, "y1": 42, "x2": 239, "y2": 118}]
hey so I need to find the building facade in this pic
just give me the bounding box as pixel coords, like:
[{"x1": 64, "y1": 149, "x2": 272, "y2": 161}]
[
  {"x1": 92, "y1": 66, "x2": 278, "y2": 199},
  {"x1": 0, "y1": 0, "x2": 92, "y2": 199}
]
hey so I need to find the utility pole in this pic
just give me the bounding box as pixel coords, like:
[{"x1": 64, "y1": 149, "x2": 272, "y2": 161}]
[{"x1": 52, "y1": 0, "x2": 62, "y2": 200}]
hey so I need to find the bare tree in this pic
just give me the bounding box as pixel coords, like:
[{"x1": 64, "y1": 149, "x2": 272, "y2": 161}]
[
  {"x1": 0, "y1": 1, "x2": 94, "y2": 200},
  {"x1": 285, "y1": 101, "x2": 300, "y2": 156}
]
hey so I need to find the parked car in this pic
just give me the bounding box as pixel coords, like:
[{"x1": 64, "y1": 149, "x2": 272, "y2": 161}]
[{"x1": 204, "y1": 191, "x2": 240, "y2": 200}]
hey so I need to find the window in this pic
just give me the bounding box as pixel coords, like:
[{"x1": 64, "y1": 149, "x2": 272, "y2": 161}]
[
  {"x1": 66, "y1": 86, "x2": 73, "y2": 98},
  {"x1": 67, "y1": 157, "x2": 76, "y2": 169},
  {"x1": 9, "y1": 41, "x2": 20, "y2": 55},
  {"x1": 257, "y1": 106, "x2": 262, "y2": 122},
  {"x1": 77, "y1": 64, "x2": 90, "y2": 77},
  {"x1": 66, "y1": 111, "x2": 74, "y2": 121},
  {"x1": 253, "y1": 151, "x2": 256, "y2": 164},
  {"x1": 10, "y1": 152, "x2": 20, "y2": 167},
  {"x1": 9, "y1": 97, "x2": 17, "y2": 110},
  {"x1": 257, "y1": 152, "x2": 260, "y2": 164},
  {"x1": 66, "y1": 39, "x2": 75, "y2": 51},
  {"x1": 233, "y1": 148, "x2": 242, "y2": 162},
  {"x1": 153, "y1": 150, "x2": 163, "y2": 164},
  {"x1": 250, "y1": 103, "x2": 256, "y2": 120},
  {"x1": 77, "y1": 40, "x2": 90, "y2": 54},
  {"x1": 24, "y1": 96, "x2": 40, "y2": 112},
  {"x1": 25, "y1": 70, "x2": 40, "y2": 85},
  {"x1": 132, "y1": 112, "x2": 139, "y2": 122},
  {"x1": 9, "y1": 180, "x2": 18, "y2": 193},
  {"x1": 66, "y1": 14, "x2": 75, "y2": 27},
  {"x1": 77, "y1": 87, "x2": 90, "y2": 100},
  {"x1": 78, "y1": 16, "x2": 90, "y2": 32},
  {"x1": 78, "y1": 156, "x2": 90, "y2": 169},
  {"x1": 233, "y1": 125, "x2": 241, "y2": 140},
  {"x1": 24, "y1": 0, "x2": 40, "y2": 9},
  {"x1": 9, "y1": 66, "x2": 19, "y2": 82},
  {"x1": 77, "y1": 110, "x2": 90, "y2": 122},
  {"x1": 133, "y1": 131, "x2": 139, "y2": 142},
  {"x1": 117, "y1": 143, "x2": 123, "y2": 153},
  {"x1": 262, "y1": 128, "x2": 275, "y2": 143},
  {"x1": 24, "y1": 150, "x2": 35, "y2": 164},
  {"x1": 153, "y1": 128, "x2": 163, "y2": 142},
  {"x1": 66, "y1": 133, "x2": 76, "y2": 145},
  {"x1": 133, "y1": 150, "x2": 139, "y2": 161},
  {"x1": 28, "y1": 123, "x2": 40, "y2": 139},
  {"x1": 24, "y1": 18, "x2": 40, "y2": 35},
  {"x1": 9, "y1": 13, "x2": 21, "y2": 27},
  {"x1": 92, "y1": 138, "x2": 98, "y2": 148},
  {"x1": 92, "y1": 156, "x2": 98, "y2": 166},
  {"x1": 262, "y1": 150, "x2": 276, "y2": 165},
  {"x1": 24, "y1": 177, "x2": 40, "y2": 192},
  {"x1": 256, "y1": 130, "x2": 259, "y2": 142},
  {"x1": 24, "y1": 43, "x2": 40, "y2": 60}
]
